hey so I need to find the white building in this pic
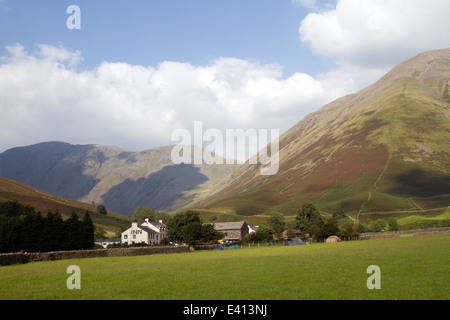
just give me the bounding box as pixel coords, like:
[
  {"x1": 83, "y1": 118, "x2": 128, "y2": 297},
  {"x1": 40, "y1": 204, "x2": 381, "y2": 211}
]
[
  {"x1": 248, "y1": 225, "x2": 258, "y2": 234},
  {"x1": 121, "y1": 219, "x2": 167, "y2": 246},
  {"x1": 95, "y1": 238, "x2": 121, "y2": 248}
]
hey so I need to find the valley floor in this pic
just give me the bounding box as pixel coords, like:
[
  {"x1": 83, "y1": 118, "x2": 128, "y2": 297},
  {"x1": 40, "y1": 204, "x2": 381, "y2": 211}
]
[{"x1": 0, "y1": 233, "x2": 448, "y2": 300}]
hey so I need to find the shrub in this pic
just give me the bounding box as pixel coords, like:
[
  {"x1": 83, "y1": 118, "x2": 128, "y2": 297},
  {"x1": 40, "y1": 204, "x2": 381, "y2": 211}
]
[{"x1": 368, "y1": 219, "x2": 386, "y2": 232}]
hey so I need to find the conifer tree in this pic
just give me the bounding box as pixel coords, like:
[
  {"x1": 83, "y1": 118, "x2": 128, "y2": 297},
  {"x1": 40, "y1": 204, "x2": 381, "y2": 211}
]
[
  {"x1": 80, "y1": 212, "x2": 95, "y2": 249},
  {"x1": 21, "y1": 212, "x2": 44, "y2": 252},
  {"x1": 44, "y1": 210, "x2": 64, "y2": 251},
  {"x1": 65, "y1": 212, "x2": 82, "y2": 250}
]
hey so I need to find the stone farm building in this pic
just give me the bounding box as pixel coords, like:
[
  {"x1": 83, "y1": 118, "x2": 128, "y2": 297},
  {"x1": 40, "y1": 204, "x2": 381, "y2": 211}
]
[
  {"x1": 213, "y1": 221, "x2": 249, "y2": 241},
  {"x1": 122, "y1": 219, "x2": 167, "y2": 246}
]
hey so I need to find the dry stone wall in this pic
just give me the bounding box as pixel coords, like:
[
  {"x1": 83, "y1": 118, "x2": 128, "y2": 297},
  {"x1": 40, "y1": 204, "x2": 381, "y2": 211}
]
[{"x1": 0, "y1": 246, "x2": 189, "y2": 266}]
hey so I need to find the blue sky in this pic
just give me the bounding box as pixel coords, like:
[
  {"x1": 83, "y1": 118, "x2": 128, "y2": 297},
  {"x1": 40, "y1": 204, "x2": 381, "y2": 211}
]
[
  {"x1": 0, "y1": 0, "x2": 330, "y2": 76},
  {"x1": 0, "y1": 0, "x2": 449, "y2": 156}
]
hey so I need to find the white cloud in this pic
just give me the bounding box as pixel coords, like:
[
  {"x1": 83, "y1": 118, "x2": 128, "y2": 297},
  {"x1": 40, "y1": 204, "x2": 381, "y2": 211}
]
[
  {"x1": 292, "y1": 0, "x2": 318, "y2": 9},
  {"x1": 294, "y1": 0, "x2": 450, "y2": 108},
  {"x1": 4, "y1": 1, "x2": 447, "y2": 158},
  {"x1": 36, "y1": 43, "x2": 83, "y2": 67},
  {"x1": 299, "y1": 0, "x2": 450, "y2": 68},
  {"x1": 0, "y1": 44, "x2": 341, "y2": 158}
]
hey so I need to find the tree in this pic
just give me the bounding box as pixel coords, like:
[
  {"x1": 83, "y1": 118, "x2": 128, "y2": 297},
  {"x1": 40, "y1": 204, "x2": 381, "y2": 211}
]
[
  {"x1": 256, "y1": 223, "x2": 275, "y2": 242},
  {"x1": 267, "y1": 212, "x2": 285, "y2": 237},
  {"x1": 167, "y1": 210, "x2": 202, "y2": 243},
  {"x1": 295, "y1": 203, "x2": 323, "y2": 232},
  {"x1": 244, "y1": 225, "x2": 273, "y2": 243},
  {"x1": 65, "y1": 212, "x2": 83, "y2": 250},
  {"x1": 340, "y1": 222, "x2": 359, "y2": 238},
  {"x1": 182, "y1": 221, "x2": 203, "y2": 246},
  {"x1": 44, "y1": 210, "x2": 65, "y2": 251},
  {"x1": 285, "y1": 228, "x2": 297, "y2": 240},
  {"x1": 0, "y1": 215, "x2": 22, "y2": 253},
  {"x1": 368, "y1": 219, "x2": 386, "y2": 232},
  {"x1": 96, "y1": 204, "x2": 107, "y2": 216},
  {"x1": 0, "y1": 201, "x2": 96, "y2": 253},
  {"x1": 200, "y1": 224, "x2": 223, "y2": 243},
  {"x1": 133, "y1": 206, "x2": 157, "y2": 223},
  {"x1": 331, "y1": 205, "x2": 346, "y2": 219},
  {"x1": 80, "y1": 212, "x2": 95, "y2": 249},
  {"x1": 0, "y1": 200, "x2": 35, "y2": 217},
  {"x1": 132, "y1": 206, "x2": 171, "y2": 224},
  {"x1": 94, "y1": 225, "x2": 107, "y2": 239},
  {"x1": 387, "y1": 218, "x2": 399, "y2": 231},
  {"x1": 316, "y1": 218, "x2": 340, "y2": 239},
  {"x1": 20, "y1": 211, "x2": 44, "y2": 252},
  {"x1": 356, "y1": 223, "x2": 366, "y2": 234}
]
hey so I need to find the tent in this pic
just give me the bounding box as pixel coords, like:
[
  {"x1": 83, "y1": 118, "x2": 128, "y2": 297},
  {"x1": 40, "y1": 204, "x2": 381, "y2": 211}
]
[
  {"x1": 326, "y1": 236, "x2": 341, "y2": 243},
  {"x1": 216, "y1": 244, "x2": 226, "y2": 250},
  {"x1": 284, "y1": 238, "x2": 305, "y2": 246}
]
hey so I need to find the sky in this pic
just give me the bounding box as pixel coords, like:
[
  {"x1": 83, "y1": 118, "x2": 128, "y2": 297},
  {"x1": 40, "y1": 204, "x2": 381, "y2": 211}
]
[{"x1": 0, "y1": 0, "x2": 449, "y2": 159}]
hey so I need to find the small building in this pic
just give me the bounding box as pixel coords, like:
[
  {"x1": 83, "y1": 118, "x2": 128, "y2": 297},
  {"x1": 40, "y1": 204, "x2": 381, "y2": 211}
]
[
  {"x1": 326, "y1": 236, "x2": 341, "y2": 243},
  {"x1": 121, "y1": 219, "x2": 167, "y2": 246},
  {"x1": 95, "y1": 238, "x2": 121, "y2": 248},
  {"x1": 248, "y1": 225, "x2": 258, "y2": 234},
  {"x1": 213, "y1": 221, "x2": 249, "y2": 241}
]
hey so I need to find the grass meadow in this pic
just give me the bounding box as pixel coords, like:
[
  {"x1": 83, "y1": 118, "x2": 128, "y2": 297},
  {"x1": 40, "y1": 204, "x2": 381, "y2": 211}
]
[{"x1": 0, "y1": 234, "x2": 448, "y2": 300}]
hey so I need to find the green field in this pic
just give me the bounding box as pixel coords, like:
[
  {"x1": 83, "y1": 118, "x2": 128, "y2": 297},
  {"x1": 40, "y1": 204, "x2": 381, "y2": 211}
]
[
  {"x1": 396, "y1": 209, "x2": 450, "y2": 226},
  {"x1": 1, "y1": 234, "x2": 449, "y2": 300},
  {"x1": 357, "y1": 208, "x2": 449, "y2": 233}
]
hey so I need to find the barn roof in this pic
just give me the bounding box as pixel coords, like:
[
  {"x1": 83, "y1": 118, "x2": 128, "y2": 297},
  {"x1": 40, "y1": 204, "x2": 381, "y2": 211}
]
[{"x1": 213, "y1": 221, "x2": 247, "y2": 230}]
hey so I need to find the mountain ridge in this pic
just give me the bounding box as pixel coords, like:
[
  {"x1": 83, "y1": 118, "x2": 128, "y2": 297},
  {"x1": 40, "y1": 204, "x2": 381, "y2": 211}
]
[
  {"x1": 185, "y1": 48, "x2": 450, "y2": 216},
  {"x1": 0, "y1": 142, "x2": 239, "y2": 216},
  {"x1": 1, "y1": 49, "x2": 449, "y2": 218}
]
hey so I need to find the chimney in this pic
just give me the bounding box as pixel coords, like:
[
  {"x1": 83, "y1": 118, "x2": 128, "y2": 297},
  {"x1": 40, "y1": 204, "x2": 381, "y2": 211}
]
[
  {"x1": 145, "y1": 218, "x2": 150, "y2": 224},
  {"x1": 132, "y1": 222, "x2": 138, "y2": 228},
  {"x1": 159, "y1": 220, "x2": 163, "y2": 224}
]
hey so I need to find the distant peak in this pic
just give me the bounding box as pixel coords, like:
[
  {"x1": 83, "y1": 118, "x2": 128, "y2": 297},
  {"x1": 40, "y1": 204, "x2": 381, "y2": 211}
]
[{"x1": 382, "y1": 48, "x2": 450, "y2": 82}]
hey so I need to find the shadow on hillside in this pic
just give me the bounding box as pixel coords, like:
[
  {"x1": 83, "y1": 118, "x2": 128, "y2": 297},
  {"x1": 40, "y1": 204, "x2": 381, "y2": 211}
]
[
  {"x1": 101, "y1": 164, "x2": 209, "y2": 216},
  {"x1": 0, "y1": 142, "x2": 101, "y2": 200},
  {"x1": 388, "y1": 169, "x2": 450, "y2": 197}
]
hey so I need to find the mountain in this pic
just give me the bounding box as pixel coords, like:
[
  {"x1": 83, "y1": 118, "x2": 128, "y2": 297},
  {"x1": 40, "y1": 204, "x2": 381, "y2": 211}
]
[
  {"x1": 187, "y1": 49, "x2": 450, "y2": 216},
  {"x1": 0, "y1": 142, "x2": 239, "y2": 216},
  {"x1": 0, "y1": 177, "x2": 131, "y2": 234}
]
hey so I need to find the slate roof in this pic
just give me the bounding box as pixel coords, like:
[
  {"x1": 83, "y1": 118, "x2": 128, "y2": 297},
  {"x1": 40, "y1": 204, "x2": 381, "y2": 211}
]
[
  {"x1": 138, "y1": 225, "x2": 156, "y2": 234},
  {"x1": 213, "y1": 221, "x2": 247, "y2": 231}
]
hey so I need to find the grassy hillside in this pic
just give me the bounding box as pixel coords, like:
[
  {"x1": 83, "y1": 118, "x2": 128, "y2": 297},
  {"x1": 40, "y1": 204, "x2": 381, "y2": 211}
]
[
  {"x1": 0, "y1": 234, "x2": 448, "y2": 300},
  {"x1": 187, "y1": 49, "x2": 450, "y2": 217},
  {"x1": 359, "y1": 208, "x2": 450, "y2": 231},
  {"x1": 0, "y1": 177, "x2": 131, "y2": 234}
]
